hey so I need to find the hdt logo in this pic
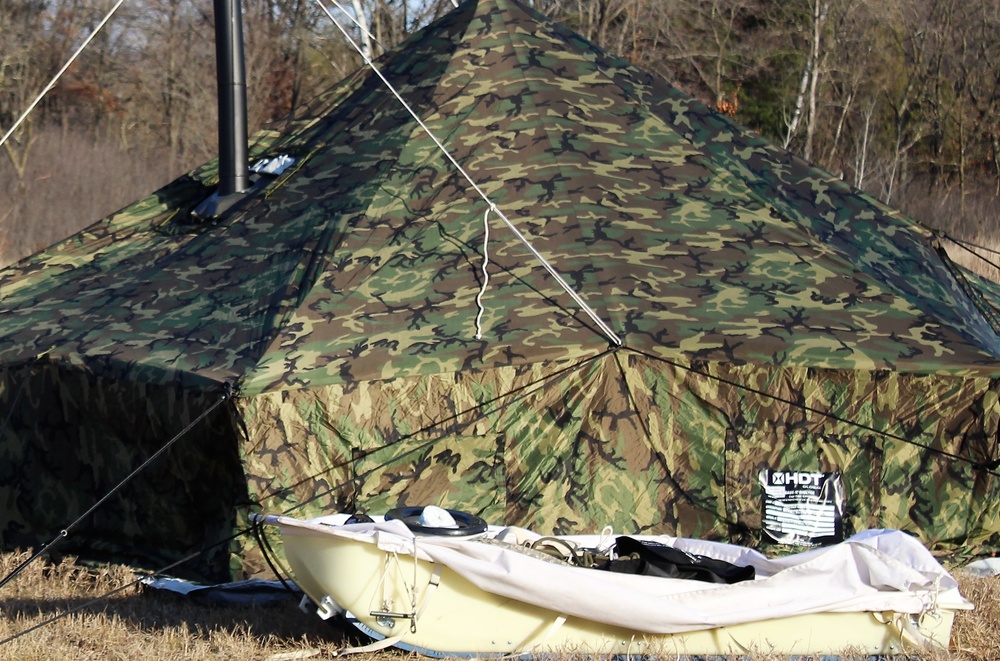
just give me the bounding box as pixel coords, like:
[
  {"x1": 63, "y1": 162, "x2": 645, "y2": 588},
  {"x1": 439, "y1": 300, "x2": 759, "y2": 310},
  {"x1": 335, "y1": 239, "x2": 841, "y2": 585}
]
[{"x1": 770, "y1": 471, "x2": 823, "y2": 487}]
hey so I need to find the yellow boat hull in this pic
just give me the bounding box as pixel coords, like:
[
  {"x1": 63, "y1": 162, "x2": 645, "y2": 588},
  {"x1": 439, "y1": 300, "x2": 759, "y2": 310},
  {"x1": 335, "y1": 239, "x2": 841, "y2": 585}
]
[{"x1": 276, "y1": 521, "x2": 961, "y2": 657}]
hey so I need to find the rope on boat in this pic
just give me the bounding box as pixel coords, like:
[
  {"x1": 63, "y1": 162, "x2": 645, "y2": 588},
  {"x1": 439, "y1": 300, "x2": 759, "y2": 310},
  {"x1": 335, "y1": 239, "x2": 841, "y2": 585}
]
[
  {"x1": 0, "y1": 387, "x2": 233, "y2": 593},
  {"x1": 313, "y1": 0, "x2": 623, "y2": 348},
  {"x1": 333, "y1": 562, "x2": 442, "y2": 656},
  {"x1": 0, "y1": 0, "x2": 129, "y2": 151}
]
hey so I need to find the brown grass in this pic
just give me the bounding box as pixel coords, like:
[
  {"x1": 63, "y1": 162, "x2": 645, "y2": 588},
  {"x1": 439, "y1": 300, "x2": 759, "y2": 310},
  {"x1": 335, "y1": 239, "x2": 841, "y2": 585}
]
[
  {"x1": 0, "y1": 125, "x2": 184, "y2": 269},
  {"x1": 0, "y1": 549, "x2": 998, "y2": 660},
  {"x1": 0, "y1": 550, "x2": 349, "y2": 660}
]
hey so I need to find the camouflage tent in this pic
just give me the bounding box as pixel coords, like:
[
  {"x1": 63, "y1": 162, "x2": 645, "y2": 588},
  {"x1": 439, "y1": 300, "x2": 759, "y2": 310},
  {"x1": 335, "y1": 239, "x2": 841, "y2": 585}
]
[{"x1": 2, "y1": 0, "x2": 1000, "y2": 581}]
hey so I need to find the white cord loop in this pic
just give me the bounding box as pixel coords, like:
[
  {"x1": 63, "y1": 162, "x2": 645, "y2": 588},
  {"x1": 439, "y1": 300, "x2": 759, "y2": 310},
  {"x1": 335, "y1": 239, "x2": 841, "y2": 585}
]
[{"x1": 475, "y1": 206, "x2": 493, "y2": 339}]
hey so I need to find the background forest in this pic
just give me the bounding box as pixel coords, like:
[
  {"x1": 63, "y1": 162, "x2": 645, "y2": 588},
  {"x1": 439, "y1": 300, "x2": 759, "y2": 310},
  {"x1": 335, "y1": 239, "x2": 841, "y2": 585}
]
[{"x1": 1, "y1": 0, "x2": 999, "y2": 273}]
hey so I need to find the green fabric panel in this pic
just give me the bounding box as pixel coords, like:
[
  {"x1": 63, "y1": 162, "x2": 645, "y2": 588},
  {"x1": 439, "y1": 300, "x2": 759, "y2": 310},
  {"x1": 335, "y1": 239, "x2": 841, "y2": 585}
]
[
  {"x1": 357, "y1": 435, "x2": 505, "y2": 521},
  {"x1": 704, "y1": 361, "x2": 1000, "y2": 559},
  {"x1": 237, "y1": 351, "x2": 1000, "y2": 562},
  {"x1": 0, "y1": 364, "x2": 247, "y2": 582},
  {"x1": 238, "y1": 355, "x2": 683, "y2": 535}
]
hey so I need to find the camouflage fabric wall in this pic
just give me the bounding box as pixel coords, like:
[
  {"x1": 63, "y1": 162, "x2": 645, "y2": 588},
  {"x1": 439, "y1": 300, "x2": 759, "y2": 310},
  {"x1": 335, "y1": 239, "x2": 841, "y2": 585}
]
[
  {"x1": 239, "y1": 350, "x2": 1000, "y2": 571},
  {"x1": 2, "y1": 0, "x2": 1000, "y2": 580},
  {"x1": 0, "y1": 363, "x2": 246, "y2": 581}
]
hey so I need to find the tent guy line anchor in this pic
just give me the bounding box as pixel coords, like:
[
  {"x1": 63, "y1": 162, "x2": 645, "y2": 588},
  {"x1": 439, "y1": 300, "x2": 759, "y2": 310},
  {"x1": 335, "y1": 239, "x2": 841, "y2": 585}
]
[{"x1": 316, "y1": 0, "x2": 623, "y2": 348}]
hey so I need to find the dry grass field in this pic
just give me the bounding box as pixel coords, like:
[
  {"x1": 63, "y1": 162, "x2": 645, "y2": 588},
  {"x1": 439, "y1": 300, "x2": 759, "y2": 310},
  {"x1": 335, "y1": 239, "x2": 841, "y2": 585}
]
[
  {"x1": 0, "y1": 550, "x2": 346, "y2": 660},
  {"x1": 0, "y1": 549, "x2": 998, "y2": 660}
]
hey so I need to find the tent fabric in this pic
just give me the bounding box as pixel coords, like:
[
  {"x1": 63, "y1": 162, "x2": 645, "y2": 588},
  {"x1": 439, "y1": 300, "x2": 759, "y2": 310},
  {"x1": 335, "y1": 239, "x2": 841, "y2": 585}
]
[
  {"x1": 1, "y1": 0, "x2": 1000, "y2": 579},
  {"x1": 4, "y1": 0, "x2": 1000, "y2": 388},
  {"x1": 0, "y1": 362, "x2": 247, "y2": 581},
  {"x1": 239, "y1": 353, "x2": 1000, "y2": 562}
]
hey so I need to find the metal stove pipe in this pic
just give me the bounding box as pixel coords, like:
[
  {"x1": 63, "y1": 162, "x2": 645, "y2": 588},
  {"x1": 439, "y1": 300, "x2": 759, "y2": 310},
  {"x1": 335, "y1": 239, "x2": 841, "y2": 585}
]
[{"x1": 213, "y1": 0, "x2": 250, "y2": 196}]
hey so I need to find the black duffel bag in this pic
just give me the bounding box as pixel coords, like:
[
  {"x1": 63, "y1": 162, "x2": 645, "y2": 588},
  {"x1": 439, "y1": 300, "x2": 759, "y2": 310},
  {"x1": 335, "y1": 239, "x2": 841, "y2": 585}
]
[{"x1": 606, "y1": 536, "x2": 755, "y2": 584}]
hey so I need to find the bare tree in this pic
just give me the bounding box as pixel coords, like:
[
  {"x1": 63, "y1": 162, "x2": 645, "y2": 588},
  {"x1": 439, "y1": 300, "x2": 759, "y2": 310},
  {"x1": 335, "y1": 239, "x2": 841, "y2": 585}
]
[{"x1": 0, "y1": 0, "x2": 52, "y2": 182}]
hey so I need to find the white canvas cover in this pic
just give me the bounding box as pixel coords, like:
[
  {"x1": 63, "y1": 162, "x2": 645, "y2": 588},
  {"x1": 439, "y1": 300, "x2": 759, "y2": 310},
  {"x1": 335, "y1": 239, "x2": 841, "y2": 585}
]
[{"x1": 274, "y1": 515, "x2": 969, "y2": 635}]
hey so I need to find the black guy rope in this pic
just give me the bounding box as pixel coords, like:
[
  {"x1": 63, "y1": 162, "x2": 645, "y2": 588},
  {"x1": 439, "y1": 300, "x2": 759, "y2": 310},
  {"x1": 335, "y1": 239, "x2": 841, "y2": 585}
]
[
  {"x1": 943, "y1": 233, "x2": 1000, "y2": 258},
  {"x1": 0, "y1": 518, "x2": 263, "y2": 647},
  {"x1": 0, "y1": 386, "x2": 233, "y2": 592},
  {"x1": 249, "y1": 514, "x2": 299, "y2": 595},
  {"x1": 933, "y1": 238, "x2": 1000, "y2": 338}
]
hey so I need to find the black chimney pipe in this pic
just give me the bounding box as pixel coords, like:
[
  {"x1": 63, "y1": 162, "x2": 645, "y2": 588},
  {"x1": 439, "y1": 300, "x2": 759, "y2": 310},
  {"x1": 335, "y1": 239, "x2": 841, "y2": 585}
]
[{"x1": 213, "y1": 0, "x2": 249, "y2": 196}]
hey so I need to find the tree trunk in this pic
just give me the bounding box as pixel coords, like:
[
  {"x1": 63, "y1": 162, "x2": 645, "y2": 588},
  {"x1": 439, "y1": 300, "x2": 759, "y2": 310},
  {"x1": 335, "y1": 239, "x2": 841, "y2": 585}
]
[
  {"x1": 802, "y1": 0, "x2": 828, "y2": 161},
  {"x1": 351, "y1": 0, "x2": 374, "y2": 60}
]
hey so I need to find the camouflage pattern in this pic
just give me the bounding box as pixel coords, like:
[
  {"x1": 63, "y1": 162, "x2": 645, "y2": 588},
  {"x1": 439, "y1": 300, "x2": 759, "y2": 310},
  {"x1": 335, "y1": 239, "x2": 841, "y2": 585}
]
[
  {"x1": 2, "y1": 0, "x2": 1000, "y2": 579},
  {"x1": 239, "y1": 352, "x2": 1000, "y2": 565},
  {"x1": 0, "y1": 362, "x2": 246, "y2": 581}
]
